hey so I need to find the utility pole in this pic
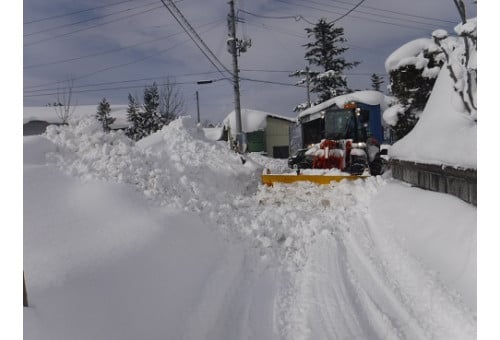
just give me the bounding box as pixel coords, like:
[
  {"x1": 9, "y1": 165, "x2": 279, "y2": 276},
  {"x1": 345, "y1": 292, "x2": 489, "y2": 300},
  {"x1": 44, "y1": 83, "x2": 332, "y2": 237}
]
[
  {"x1": 196, "y1": 91, "x2": 200, "y2": 124},
  {"x1": 227, "y1": 0, "x2": 251, "y2": 153}
]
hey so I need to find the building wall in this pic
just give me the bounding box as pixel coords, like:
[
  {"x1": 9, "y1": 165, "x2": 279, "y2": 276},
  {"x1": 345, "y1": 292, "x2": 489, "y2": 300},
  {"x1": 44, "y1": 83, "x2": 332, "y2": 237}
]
[
  {"x1": 265, "y1": 117, "x2": 292, "y2": 158},
  {"x1": 246, "y1": 130, "x2": 266, "y2": 153}
]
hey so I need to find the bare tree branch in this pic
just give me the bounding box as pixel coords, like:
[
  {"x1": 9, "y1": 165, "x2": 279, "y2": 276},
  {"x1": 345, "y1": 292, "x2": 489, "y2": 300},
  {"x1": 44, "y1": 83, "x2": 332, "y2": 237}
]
[{"x1": 54, "y1": 78, "x2": 77, "y2": 124}]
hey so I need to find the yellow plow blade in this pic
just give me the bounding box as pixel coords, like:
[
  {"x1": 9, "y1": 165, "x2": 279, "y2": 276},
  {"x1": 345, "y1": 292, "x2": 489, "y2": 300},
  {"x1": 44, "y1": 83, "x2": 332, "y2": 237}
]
[{"x1": 261, "y1": 174, "x2": 368, "y2": 186}]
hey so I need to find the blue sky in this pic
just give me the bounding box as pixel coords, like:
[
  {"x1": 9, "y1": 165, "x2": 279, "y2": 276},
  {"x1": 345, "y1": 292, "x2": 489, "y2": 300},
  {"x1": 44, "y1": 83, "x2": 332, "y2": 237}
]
[{"x1": 23, "y1": 0, "x2": 477, "y2": 124}]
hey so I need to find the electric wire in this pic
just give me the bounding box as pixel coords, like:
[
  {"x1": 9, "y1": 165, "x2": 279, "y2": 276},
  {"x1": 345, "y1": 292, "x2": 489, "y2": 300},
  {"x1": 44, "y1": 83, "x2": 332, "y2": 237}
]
[
  {"x1": 327, "y1": 0, "x2": 456, "y2": 24},
  {"x1": 331, "y1": 0, "x2": 366, "y2": 23},
  {"x1": 24, "y1": 21, "x2": 224, "y2": 91},
  {"x1": 274, "y1": 0, "x2": 435, "y2": 32},
  {"x1": 159, "y1": 0, "x2": 233, "y2": 82},
  {"x1": 296, "y1": 0, "x2": 449, "y2": 27},
  {"x1": 237, "y1": 9, "x2": 315, "y2": 25},
  {"x1": 25, "y1": 71, "x2": 224, "y2": 94},
  {"x1": 24, "y1": 0, "x2": 135, "y2": 25},
  {"x1": 24, "y1": 19, "x2": 224, "y2": 70},
  {"x1": 24, "y1": 1, "x2": 162, "y2": 37},
  {"x1": 24, "y1": 4, "x2": 165, "y2": 47},
  {"x1": 24, "y1": 78, "x2": 227, "y2": 98}
]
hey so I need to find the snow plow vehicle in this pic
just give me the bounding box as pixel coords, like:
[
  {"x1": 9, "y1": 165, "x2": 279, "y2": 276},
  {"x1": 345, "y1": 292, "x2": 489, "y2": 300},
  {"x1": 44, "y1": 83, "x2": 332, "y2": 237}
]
[{"x1": 262, "y1": 99, "x2": 388, "y2": 186}]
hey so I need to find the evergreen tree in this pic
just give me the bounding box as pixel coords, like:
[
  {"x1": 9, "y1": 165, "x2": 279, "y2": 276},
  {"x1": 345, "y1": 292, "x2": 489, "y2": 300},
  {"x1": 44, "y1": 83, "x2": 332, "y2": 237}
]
[
  {"x1": 95, "y1": 97, "x2": 115, "y2": 132},
  {"x1": 370, "y1": 73, "x2": 384, "y2": 91},
  {"x1": 125, "y1": 93, "x2": 143, "y2": 140},
  {"x1": 141, "y1": 82, "x2": 162, "y2": 135},
  {"x1": 388, "y1": 48, "x2": 442, "y2": 139},
  {"x1": 300, "y1": 19, "x2": 360, "y2": 103}
]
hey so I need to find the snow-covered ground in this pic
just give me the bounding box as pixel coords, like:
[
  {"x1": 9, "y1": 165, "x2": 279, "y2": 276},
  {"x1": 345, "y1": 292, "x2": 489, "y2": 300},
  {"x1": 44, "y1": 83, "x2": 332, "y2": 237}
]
[{"x1": 23, "y1": 117, "x2": 476, "y2": 339}]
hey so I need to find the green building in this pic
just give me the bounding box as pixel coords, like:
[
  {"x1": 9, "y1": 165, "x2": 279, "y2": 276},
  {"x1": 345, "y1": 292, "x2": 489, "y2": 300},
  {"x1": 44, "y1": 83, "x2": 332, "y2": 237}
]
[{"x1": 224, "y1": 109, "x2": 295, "y2": 158}]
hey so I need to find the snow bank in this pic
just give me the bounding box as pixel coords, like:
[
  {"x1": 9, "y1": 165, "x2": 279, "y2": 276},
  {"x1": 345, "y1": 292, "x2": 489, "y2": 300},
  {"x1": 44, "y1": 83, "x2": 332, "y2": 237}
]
[
  {"x1": 370, "y1": 181, "x2": 476, "y2": 311},
  {"x1": 299, "y1": 90, "x2": 392, "y2": 118},
  {"x1": 389, "y1": 66, "x2": 477, "y2": 169},
  {"x1": 24, "y1": 153, "x2": 279, "y2": 339},
  {"x1": 44, "y1": 116, "x2": 261, "y2": 211},
  {"x1": 25, "y1": 121, "x2": 476, "y2": 339}
]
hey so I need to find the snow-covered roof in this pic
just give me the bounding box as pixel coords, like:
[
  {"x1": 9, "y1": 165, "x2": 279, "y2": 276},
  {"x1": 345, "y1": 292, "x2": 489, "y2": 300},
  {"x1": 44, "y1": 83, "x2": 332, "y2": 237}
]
[
  {"x1": 384, "y1": 38, "x2": 435, "y2": 72},
  {"x1": 299, "y1": 90, "x2": 393, "y2": 119},
  {"x1": 24, "y1": 104, "x2": 129, "y2": 128},
  {"x1": 223, "y1": 108, "x2": 295, "y2": 136},
  {"x1": 203, "y1": 126, "x2": 225, "y2": 141}
]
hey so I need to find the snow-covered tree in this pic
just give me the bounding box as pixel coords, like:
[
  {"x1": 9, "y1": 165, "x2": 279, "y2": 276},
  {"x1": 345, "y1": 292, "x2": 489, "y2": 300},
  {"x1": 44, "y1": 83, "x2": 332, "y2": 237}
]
[
  {"x1": 95, "y1": 97, "x2": 115, "y2": 132},
  {"x1": 370, "y1": 73, "x2": 384, "y2": 91},
  {"x1": 383, "y1": 0, "x2": 476, "y2": 140},
  {"x1": 432, "y1": 0, "x2": 476, "y2": 120},
  {"x1": 125, "y1": 93, "x2": 144, "y2": 141},
  {"x1": 384, "y1": 38, "x2": 444, "y2": 140},
  {"x1": 298, "y1": 19, "x2": 360, "y2": 103}
]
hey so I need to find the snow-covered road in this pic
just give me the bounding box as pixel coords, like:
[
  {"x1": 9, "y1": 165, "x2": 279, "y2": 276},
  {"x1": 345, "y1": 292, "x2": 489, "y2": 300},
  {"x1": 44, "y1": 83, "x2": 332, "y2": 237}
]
[{"x1": 24, "y1": 118, "x2": 476, "y2": 339}]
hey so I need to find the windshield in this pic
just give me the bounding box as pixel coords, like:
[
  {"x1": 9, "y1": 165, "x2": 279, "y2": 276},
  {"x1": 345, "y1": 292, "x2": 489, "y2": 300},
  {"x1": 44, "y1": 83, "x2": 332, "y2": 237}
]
[
  {"x1": 324, "y1": 109, "x2": 352, "y2": 139},
  {"x1": 324, "y1": 108, "x2": 370, "y2": 141}
]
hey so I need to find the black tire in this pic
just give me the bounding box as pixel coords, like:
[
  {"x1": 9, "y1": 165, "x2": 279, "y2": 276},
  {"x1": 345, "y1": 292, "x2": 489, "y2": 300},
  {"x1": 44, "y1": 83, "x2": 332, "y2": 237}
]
[{"x1": 369, "y1": 157, "x2": 386, "y2": 176}]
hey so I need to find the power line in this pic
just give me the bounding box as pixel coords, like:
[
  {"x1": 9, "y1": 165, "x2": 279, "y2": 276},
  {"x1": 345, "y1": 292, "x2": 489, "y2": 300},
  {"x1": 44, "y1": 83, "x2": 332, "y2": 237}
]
[
  {"x1": 24, "y1": 0, "x2": 135, "y2": 25},
  {"x1": 237, "y1": 9, "x2": 315, "y2": 25},
  {"x1": 274, "y1": 0, "x2": 433, "y2": 32},
  {"x1": 331, "y1": 0, "x2": 366, "y2": 23},
  {"x1": 328, "y1": 0, "x2": 456, "y2": 24},
  {"x1": 294, "y1": 0, "x2": 446, "y2": 28},
  {"x1": 241, "y1": 68, "x2": 385, "y2": 77},
  {"x1": 25, "y1": 22, "x2": 223, "y2": 91},
  {"x1": 25, "y1": 71, "x2": 225, "y2": 94},
  {"x1": 24, "y1": 4, "x2": 164, "y2": 47},
  {"x1": 24, "y1": 79, "x2": 227, "y2": 98},
  {"x1": 24, "y1": 19, "x2": 224, "y2": 70},
  {"x1": 241, "y1": 77, "x2": 305, "y2": 88},
  {"x1": 24, "y1": 1, "x2": 161, "y2": 37},
  {"x1": 159, "y1": 0, "x2": 233, "y2": 82}
]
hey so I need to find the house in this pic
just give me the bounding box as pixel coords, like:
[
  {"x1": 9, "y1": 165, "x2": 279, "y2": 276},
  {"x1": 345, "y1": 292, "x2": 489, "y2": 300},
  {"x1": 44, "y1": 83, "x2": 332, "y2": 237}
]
[
  {"x1": 223, "y1": 109, "x2": 295, "y2": 158},
  {"x1": 23, "y1": 105, "x2": 129, "y2": 136}
]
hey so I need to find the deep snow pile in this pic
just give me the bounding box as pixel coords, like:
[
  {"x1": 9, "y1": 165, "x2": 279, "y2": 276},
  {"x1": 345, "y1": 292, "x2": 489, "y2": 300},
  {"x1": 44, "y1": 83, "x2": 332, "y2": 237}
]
[
  {"x1": 26, "y1": 117, "x2": 476, "y2": 339},
  {"x1": 45, "y1": 117, "x2": 262, "y2": 212}
]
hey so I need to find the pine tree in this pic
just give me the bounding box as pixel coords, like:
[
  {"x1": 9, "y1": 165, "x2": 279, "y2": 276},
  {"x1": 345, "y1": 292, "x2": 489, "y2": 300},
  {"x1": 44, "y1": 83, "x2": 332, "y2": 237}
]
[
  {"x1": 125, "y1": 93, "x2": 143, "y2": 140},
  {"x1": 95, "y1": 97, "x2": 115, "y2": 132},
  {"x1": 388, "y1": 48, "x2": 442, "y2": 139},
  {"x1": 370, "y1": 73, "x2": 384, "y2": 91},
  {"x1": 301, "y1": 19, "x2": 360, "y2": 103},
  {"x1": 142, "y1": 83, "x2": 162, "y2": 135}
]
